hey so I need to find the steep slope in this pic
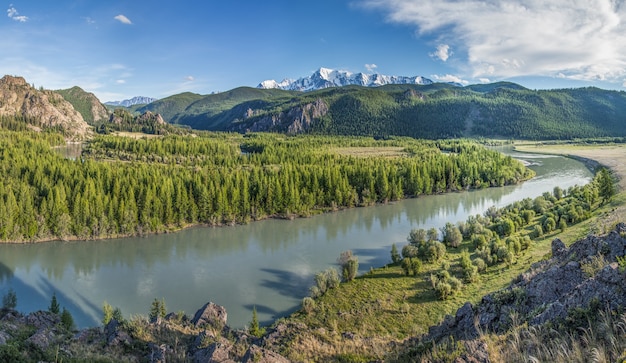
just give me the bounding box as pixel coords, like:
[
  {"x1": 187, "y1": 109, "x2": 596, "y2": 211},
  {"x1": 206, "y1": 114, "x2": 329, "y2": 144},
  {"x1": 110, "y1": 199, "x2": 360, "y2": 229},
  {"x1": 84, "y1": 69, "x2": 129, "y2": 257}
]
[
  {"x1": 56, "y1": 86, "x2": 109, "y2": 124},
  {"x1": 0, "y1": 75, "x2": 91, "y2": 140},
  {"x1": 401, "y1": 223, "x2": 626, "y2": 361}
]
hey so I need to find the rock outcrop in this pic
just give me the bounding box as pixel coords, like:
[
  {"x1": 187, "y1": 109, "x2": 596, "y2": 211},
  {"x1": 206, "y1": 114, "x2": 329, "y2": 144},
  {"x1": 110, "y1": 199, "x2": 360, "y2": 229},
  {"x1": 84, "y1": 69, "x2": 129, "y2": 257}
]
[
  {"x1": 191, "y1": 302, "x2": 228, "y2": 329},
  {"x1": 0, "y1": 75, "x2": 91, "y2": 140},
  {"x1": 232, "y1": 98, "x2": 328, "y2": 134}
]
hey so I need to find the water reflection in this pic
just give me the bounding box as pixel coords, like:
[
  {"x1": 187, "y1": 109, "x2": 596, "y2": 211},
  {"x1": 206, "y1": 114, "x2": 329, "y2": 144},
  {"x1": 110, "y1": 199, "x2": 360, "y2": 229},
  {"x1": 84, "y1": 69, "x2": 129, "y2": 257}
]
[{"x1": 0, "y1": 151, "x2": 592, "y2": 329}]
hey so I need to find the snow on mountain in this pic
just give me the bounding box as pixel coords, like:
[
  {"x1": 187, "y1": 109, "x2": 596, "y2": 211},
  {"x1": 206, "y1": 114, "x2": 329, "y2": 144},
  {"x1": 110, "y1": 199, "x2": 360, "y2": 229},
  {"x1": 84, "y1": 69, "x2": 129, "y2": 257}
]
[
  {"x1": 258, "y1": 67, "x2": 434, "y2": 91},
  {"x1": 105, "y1": 96, "x2": 157, "y2": 107}
]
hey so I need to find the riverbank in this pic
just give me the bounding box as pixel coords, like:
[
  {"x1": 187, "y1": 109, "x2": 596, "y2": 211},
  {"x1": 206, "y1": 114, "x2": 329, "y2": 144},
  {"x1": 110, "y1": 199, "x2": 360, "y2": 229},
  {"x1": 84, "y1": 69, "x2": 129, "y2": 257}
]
[
  {"x1": 515, "y1": 142, "x2": 626, "y2": 231},
  {"x1": 0, "y1": 143, "x2": 618, "y2": 362}
]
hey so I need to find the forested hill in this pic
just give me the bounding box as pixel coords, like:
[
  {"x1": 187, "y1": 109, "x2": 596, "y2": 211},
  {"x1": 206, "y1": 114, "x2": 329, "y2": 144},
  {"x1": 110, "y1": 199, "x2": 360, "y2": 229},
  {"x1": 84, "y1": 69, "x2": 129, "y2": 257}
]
[{"x1": 141, "y1": 83, "x2": 626, "y2": 140}]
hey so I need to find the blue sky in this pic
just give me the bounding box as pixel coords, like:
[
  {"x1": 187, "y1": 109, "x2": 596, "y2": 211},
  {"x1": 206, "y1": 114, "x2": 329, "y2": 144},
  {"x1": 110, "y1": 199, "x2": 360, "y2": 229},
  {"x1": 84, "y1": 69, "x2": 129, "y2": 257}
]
[{"x1": 3, "y1": 1, "x2": 626, "y2": 102}]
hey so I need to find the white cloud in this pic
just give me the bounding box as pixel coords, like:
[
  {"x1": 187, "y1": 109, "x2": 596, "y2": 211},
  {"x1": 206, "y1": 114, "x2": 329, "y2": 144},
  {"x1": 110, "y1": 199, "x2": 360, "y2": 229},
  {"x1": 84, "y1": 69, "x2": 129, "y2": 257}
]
[
  {"x1": 431, "y1": 74, "x2": 469, "y2": 85},
  {"x1": 430, "y1": 44, "x2": 451, "y2": 62},
  {"x1": 114, "y1": 14, "x2": 132, "y2": 25},
  {"x1": 365, "y1": 63, "x2": 378, "y2": 72},
  {"x1": 116, "y1": 79, "x2": 126, "y2": 84},
  {"x1": 360, "y1": 0, "x2": 626, "y2": 85},
  {"x1": 479, "y1": 78, "x2": 491, "y2": 84},
  {"x1": 7, "y1": 5, "x2": 28, "y2": 22},
  {"x1": 185, "y1": 76, "x2": 195, "y2": 81}
]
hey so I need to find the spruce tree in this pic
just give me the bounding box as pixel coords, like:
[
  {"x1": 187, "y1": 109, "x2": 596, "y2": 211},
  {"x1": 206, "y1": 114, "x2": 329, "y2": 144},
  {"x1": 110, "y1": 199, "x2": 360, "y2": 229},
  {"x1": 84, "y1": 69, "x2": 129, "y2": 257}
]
[{"x1": 49, "y1": 292, "x2": 60, "y2": 314}]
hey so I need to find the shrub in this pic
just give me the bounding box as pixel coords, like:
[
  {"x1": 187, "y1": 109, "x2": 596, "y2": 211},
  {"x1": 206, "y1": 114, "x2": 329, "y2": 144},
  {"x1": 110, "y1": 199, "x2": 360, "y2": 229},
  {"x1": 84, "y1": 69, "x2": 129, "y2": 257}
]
[
  {"x1": 425, "y1": 241, "x2": 447, "y2": 263},
  {"x1": 61, "y1": 307, "x2": 74, "y2": 331},
  {"x1": 473, "y1": 258, "x2": 487, "y2": 273},
  {"x1": 441, "y1": 222, "x2": 462, "y2": 248},
  {"x1": 401, "y1": 258, "x2": 422, "y2": 276},
  {"x1": 407, "y1": 228, "x2": 427, "y2": 246},
  {"x1": 460, "y1": 250, "x2": 479, "y2": 283},
  {"x1": 390, "y1": 243, "x2": 401, "y2": 264},
  {"x1": 401, "y1": 244, "x2": 419, "y2": 259},
  {"x1": 434, "y1": 282, "x2": 453, "y2": 300},
  {"x1": 338, "y1": 250, "x2": 359, "y2": 282},
  {"x1": 302, "y1": 297, "x2": 316, "y2": 314}
]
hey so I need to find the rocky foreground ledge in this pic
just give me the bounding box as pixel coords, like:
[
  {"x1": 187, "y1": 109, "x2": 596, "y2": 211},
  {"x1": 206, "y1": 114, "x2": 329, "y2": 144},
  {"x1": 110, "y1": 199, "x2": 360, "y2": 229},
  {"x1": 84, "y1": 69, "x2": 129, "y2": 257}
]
[{"x1": 0, "y1": 300, "x2": 293, "y2": 362}]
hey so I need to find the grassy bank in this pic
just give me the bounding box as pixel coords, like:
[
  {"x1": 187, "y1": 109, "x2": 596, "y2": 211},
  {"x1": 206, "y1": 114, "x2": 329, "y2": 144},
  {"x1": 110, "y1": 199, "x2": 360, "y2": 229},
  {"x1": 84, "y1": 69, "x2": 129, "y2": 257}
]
[{"x1": 270, "y1": 142, "x2": 626, "y2": 362}]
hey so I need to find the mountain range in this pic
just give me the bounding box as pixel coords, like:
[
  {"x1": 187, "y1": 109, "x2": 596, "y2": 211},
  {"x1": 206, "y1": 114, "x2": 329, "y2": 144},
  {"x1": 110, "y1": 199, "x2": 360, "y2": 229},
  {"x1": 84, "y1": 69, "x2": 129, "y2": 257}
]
[
  {"x1": 105, "y1": 96, "x2": 157, "y2": 107},
  {"x1": 3, "y1": 71, "x2": 626, "y2": 142},
  {"x1": 258, "y1": 67, "x2": 434, "y2": 91}
]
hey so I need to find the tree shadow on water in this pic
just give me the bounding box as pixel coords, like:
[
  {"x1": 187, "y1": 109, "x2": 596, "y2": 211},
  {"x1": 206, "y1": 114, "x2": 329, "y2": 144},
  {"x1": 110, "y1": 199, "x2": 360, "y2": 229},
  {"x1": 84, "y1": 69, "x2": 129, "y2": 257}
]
[
  {"x1": 258, "y1": 268, "x2": 311, "y2": 300},
  {"x1": 0, "y1": 260, "x2": 102, "y2": 328}
]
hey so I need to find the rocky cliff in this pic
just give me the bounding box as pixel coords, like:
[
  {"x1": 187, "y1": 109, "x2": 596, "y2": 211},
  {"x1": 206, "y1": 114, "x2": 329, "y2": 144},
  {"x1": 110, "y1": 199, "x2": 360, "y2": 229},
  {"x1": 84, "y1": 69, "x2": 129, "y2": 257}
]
[
  {"x1": 0, "y1": 75, "x2": 91, "y2": 140},
  {"x1": 231, "y1": 98, "x2": 329, "y2": 134}
]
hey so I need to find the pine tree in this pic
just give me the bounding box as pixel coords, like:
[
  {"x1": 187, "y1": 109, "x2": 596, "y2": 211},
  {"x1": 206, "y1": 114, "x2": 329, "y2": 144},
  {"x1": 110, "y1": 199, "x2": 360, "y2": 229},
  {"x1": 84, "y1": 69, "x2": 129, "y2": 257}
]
[
  {"x1": 598, "y1": 168, "x2": 615, "y2": 204},
  {"x1": 102, "y1": 301, "x2": 114, "y2": 325},
  {"x1": 249, "y1": 306, "x2": 265, "y2": 337},
  {"x1": 61, "y1": 307, "x2": 74, "y2": 331},
  {"x1": 49, "y1": 292, "x2": 60, "y2": 314}
]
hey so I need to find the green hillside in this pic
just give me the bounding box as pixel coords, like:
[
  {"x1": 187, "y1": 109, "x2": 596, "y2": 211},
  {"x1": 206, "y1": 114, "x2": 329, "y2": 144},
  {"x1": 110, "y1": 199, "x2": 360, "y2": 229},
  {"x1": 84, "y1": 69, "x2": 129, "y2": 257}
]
[
  {"x1": 127, "y1": 83, "x2": 626, "y2": 140},
  {"x1": 56, "y1": 86, "x2": 109, "y2": 124}
]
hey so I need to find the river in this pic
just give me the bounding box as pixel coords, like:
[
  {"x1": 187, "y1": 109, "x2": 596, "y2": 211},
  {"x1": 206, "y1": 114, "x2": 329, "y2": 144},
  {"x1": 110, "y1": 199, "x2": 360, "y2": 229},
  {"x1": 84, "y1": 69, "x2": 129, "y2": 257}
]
[{"x1": 0, "y1": 148, "x2": 593, "y2": 328}]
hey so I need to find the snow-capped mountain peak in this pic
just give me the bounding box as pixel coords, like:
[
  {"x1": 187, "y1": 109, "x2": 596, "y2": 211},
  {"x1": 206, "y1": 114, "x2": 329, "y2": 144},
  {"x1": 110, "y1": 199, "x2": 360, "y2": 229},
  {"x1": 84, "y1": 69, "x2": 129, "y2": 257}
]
[
  {"x1": 105, "y1": 96, "x2": 157, "y2": 107},
  {"x1": 258, "y1": 68, "x2": 434, "y2": 91}
]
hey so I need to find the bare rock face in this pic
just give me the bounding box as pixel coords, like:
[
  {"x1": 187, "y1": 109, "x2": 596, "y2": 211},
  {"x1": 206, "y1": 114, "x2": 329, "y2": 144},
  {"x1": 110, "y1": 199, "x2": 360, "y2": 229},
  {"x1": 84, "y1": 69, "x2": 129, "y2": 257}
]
[
  {"x1": 235, "y1": 98, "x2": 328, "y2": 134},
  {"x1": 137, "y1": 111, "x2": 166, "y2": 125},
  {"x1": 241, "y1": 345, "x2": 290, "y2": 363},
  {"x1": 0, "y1": 75, "x2": 91, "y2": 140},
  {"x1": 191, "y1": 302, "x2": 228, "y2": 329},
  {"x1": 192, "y1": 337, "x2": 233, "y2": 363}
]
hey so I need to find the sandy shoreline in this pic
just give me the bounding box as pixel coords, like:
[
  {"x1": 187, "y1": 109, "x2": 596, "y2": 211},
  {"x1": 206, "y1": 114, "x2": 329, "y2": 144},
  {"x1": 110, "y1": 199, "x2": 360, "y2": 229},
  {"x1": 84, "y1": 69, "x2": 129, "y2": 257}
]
[{"x1": 514, "y1": 143, "x2": 626, "y2": 190}]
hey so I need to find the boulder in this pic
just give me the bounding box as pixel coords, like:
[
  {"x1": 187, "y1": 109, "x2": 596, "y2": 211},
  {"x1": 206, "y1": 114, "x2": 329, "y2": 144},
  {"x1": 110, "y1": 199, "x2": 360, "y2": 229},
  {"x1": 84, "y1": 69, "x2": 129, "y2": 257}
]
[
  {"x1": 191, "y1": 302, "x2": 228, "y2": 329},
  {"x1": 241, "y1": 345, "x2": 290, "y2": 363},
  {"x1": 193, "y1": 337, "x2": 233, "y2": 363}
]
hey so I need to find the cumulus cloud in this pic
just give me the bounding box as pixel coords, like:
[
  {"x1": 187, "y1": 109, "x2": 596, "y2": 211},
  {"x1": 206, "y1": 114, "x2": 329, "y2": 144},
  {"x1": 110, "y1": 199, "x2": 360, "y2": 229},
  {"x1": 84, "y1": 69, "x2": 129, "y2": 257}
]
[
  {"x1": 360, "y1": 0, "x2": 626, "y2": 84},
  {"x1": 365, "y1": 63, "x2": 378, "y2": 72},
  {"x1": 430, "y1": 44, "x2": 451, "y2": 62},
  {"x1": 114, "y1": 14, "x2": 132, "y2": 25},
  {"x1": 7, "y1": 5, "x2": 28, "y2": 22},
  {"x1": 431, "y1": 74, "x2": 469, "y2": 85}
]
